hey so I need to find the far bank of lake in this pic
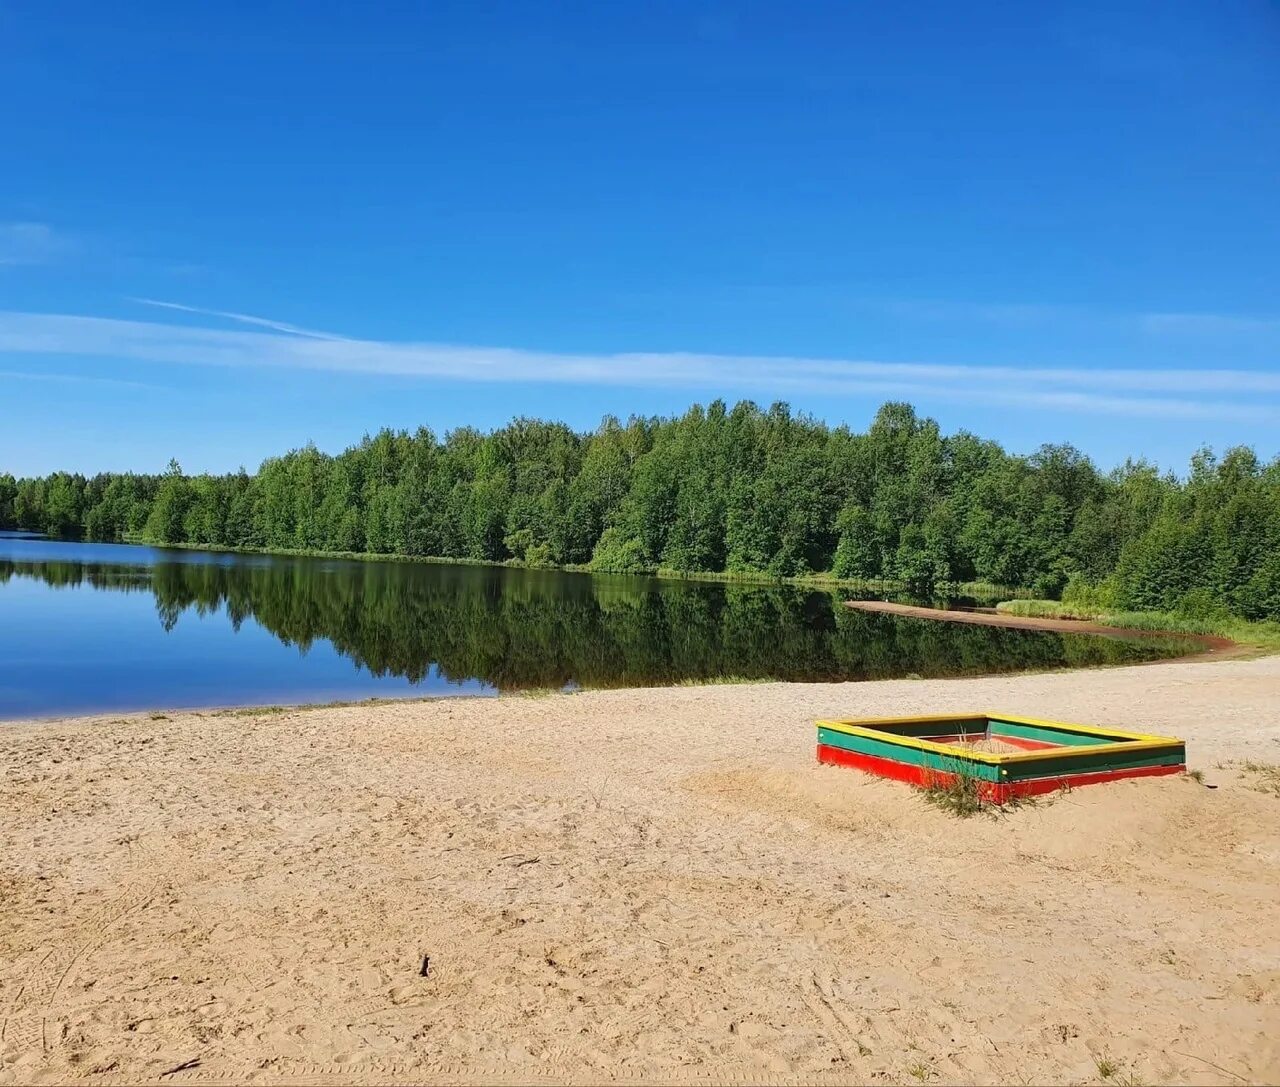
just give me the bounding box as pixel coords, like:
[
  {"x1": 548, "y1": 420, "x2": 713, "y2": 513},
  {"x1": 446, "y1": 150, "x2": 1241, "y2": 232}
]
[{"x1": 0, "y1": 533, "x2": 1200, "y2": 719}]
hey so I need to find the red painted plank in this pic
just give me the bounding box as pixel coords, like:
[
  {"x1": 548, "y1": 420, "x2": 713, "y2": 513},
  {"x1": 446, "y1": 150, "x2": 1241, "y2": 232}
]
[
  {"x1": 1002, "y1": 762, "x2": 1184, "y2": 799},
  {"x1": 817, "y1": 743, "x2": 1185, "y2": 804},
  {"x1": 987, "y1": 733, "x2": 1060, "y2": 751},
  {"x1": 818, "y1": 743, "x2": 931, "y2": 785},
  {"x1": 919, "y1": 732, "x2": 1063, "y2": 751},
  {"x1": 816, "y1": 745, "x2": 1006, "y2": 801},
  {"x1": 915, "y1": 732, "x2": 1062, "y2": 751}
]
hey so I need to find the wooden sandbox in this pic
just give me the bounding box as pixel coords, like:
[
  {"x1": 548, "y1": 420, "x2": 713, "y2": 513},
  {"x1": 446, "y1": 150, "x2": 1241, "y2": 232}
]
[{"x1": 816, "y1": 712, "x2": 1186, "y2": 802}]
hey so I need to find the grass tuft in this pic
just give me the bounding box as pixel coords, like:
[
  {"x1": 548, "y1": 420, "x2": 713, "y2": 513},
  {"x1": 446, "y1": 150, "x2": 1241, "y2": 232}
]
[
  {"x1": 1092, "y1": 1053, "x2": 1146, "y2": 1085},
  {"x1": 921, "y1": 773, "x2": 988, "y2": 818},
  {"x1": 996, "y1": 598, "x2": 1106, "y2": 621},
  {"x1": 1094, "y1": 1055, "x2": 1120, "y2": 1080},
  {"x1": 1238, "y1": 760, "x2": 1280, "y2": 797},
  {"x1": 499, "y1": 686, "x2": 583, "y2": 699},
  {"x1": 216, "y1": 704, "x2": 290, "y2": 717},
  {"x1": 919, "y1": 759, "x2": 1040, "y2": 819}
]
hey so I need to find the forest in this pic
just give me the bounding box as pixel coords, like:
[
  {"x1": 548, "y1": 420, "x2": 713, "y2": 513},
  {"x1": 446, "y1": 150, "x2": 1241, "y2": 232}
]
[{"x1": 2, "y1": 400, "x2": 1279, "y2": 620}]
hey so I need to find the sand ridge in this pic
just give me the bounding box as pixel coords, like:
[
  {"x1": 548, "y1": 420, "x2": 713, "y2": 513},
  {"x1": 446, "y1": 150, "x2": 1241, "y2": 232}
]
[
  {"x1": 2, "y1": 657, "x2": 1279, "y2": 1085},
  {"x1": 844, "y1": 599, "x2": 1242, "y2": 660}
]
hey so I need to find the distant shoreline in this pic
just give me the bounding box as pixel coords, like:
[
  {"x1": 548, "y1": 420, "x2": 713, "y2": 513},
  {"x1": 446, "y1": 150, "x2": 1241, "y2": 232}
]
[
  {"x1": 28, "y1": 533, "x2": 1029, "y2": 599},
  {"x1": 845, "y1": 599, "x2": 1243, "y2": 661}
]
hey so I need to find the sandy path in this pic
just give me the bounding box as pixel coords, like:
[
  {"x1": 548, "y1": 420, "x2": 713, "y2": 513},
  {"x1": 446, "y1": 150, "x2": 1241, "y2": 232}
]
[{"x1": 2, "y1": 658, "x2": 1279, "y2": 1085}]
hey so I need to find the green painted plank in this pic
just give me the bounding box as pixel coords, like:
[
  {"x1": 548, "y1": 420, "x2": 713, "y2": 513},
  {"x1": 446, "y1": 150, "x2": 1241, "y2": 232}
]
[
  {"x1": 817, "y1": 727, "x2": 1003, "y2": 781},
  {"x1": 819, "y1": 726, "x2": 1185, "y2": 785},
  {"x1": 1001, "y1": 746, "x2": 1185, "y2": 781},
  {"x1": 850, "y1": 718, "x2": 989, "y2": 740},
  {"x1": 989, "y1": 719, "x2": 1119, "y2": 747}
]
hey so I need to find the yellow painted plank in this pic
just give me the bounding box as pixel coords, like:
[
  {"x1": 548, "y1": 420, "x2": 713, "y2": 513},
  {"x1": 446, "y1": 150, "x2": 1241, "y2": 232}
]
[
  {"x1": 984, "y1": 739, "x2": 1183, "y2": 765},
  {"x1": 815, "y1": 721, "x2": 1009, "y2": 764},
  {"x1": 815, "y1": 711, "x2": 1182, "y2": 746},
  {"x1": 816, "y1": 712, "x2": 984, "y2": 727},
  {"x1": 984, "y1": 711, "x2": 1178, "y2": 745},
  {"x1": 815, "y1": 715, "x2": 1184, "y2": 766}
]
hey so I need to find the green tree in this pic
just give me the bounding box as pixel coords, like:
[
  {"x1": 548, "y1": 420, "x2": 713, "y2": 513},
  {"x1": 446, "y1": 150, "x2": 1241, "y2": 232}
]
[
  {"x1": 11, "y1": 400, "x2": 1279, "y2": 621},
  {"x1": 144, "y1": 460, "x2": 192, "y2": 545}
]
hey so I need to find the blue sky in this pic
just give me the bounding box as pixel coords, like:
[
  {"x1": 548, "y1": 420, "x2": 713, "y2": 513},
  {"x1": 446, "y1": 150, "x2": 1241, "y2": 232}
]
[{"x1": 2, "y1": 1, "x2": 1278, "y2": 477}]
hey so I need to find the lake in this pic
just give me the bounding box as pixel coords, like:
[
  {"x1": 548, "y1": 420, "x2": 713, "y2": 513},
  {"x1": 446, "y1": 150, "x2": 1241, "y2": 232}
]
[{"x1": 0, "y1": 533, "x2": 1196, "y2": 719}]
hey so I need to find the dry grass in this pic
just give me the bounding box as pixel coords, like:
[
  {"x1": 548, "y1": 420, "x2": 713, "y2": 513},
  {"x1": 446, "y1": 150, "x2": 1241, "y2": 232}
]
[
  {"x1": 1239, "y1": 760, "x2": 1280, "y2": 797},
  {"x1": 918, "y1": 756, "x2": 1044, "y2": 819},
  {"x1": 206, "y1": 697, "x2": 414, "y2": 717},
  {"x1": 675, "y1": 675, "x2": 764, "y2": 687},
  {"x1": 920, "y1": 772, "x2": 989, "y2": 818}
]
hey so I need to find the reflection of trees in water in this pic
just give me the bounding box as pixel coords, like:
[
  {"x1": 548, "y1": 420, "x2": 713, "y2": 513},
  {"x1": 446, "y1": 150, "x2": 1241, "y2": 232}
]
[{"x1": 0, "y1": 559, "x2": 1190, "y2": 690}]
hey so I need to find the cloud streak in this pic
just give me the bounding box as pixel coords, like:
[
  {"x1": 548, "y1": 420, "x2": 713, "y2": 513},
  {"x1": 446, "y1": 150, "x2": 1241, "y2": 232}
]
[
  {"x1": 0, "y1": 222, "x2": 76, "y2": 267},
  {"x1": 0, "y1": 307, "x2": 1277, "y2": 423},
  {"x1": 0, "y1": 368, "x2": 162, "y2": 391},
  {"x1": 130, "y1": 298, "x2": 350, "y2": 341},
  {"x1": 847, "y1": 294, "x2": 1280, "y2": 346},
  {"x1": 1139, "y1": 311, "x2": 1280, "y2": 337}
]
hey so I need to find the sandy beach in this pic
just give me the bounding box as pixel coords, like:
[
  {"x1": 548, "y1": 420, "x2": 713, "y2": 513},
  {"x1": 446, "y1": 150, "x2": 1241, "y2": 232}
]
[{"x1": 2, "y1": 657, "x2": 1279, "y2": 1086}]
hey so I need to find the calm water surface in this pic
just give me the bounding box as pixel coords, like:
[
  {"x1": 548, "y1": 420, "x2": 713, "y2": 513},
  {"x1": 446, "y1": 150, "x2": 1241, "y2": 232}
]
[{"x1": 0, "y1": 533, "x2": 1196, "y2": 719}]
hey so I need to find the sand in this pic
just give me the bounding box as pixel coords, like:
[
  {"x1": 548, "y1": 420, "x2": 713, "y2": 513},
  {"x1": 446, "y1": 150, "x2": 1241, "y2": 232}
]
[{"x1": 2, "y1": 658, "x2": 1279, "y2": 1086}]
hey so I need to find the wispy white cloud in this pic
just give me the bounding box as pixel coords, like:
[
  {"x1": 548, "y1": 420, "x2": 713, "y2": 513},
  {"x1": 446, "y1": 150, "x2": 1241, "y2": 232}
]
[
  {"x1": 0, "y1": 222, "x2": 76, "y2": 266},
  {"x1": 860, "y1": 296, "x2": 1077, "y2": 328},
  {"x1": 1139, "y1": 311, "x2": 1280, "y2": 337},
  {"x1": 855, "y1": 294, "x2": 1280, "y2": 344},
  {"x1": 0, "y1": 368, "x2": 161, "y2": 391},
  {"x1": 0, "y1": 307, "x2": 1277, "y2": 423},
  {"x1": 129, "y1": 298, "x2": 350, "y2": 341}
]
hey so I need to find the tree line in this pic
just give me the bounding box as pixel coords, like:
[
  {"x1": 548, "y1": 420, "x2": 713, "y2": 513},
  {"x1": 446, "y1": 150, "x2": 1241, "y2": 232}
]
[{"x1": 2, "y1": 400, "x2": 1278, "y2": 619}]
